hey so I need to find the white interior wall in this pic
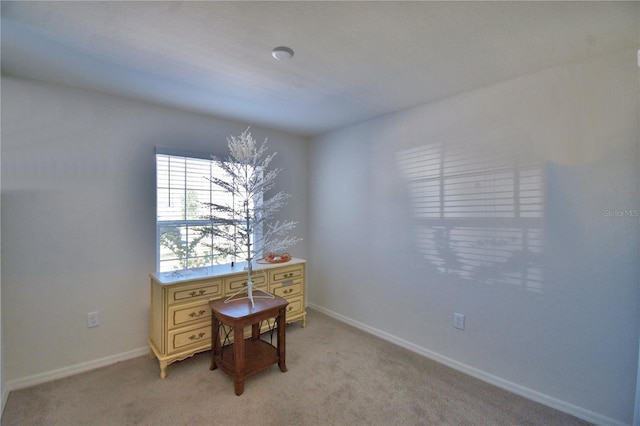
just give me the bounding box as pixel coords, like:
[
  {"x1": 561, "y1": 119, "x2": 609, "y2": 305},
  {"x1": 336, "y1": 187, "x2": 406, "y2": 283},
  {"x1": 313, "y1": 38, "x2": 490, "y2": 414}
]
[
  {"x1": 0, "y1": 46, "x2": 638, "y2": 426},
  {"x1": 0, "y1": 149, "x2": 4, "y2": 410},
  {"x1": 308, "y1": 49, "x2": 639, "y2": 425},
  {"x1": 0, "y1": 77, "x2": 309, "y2": 384},
  {"x1": 635, "y1": 50, "x2": 640, "y2": 426}
]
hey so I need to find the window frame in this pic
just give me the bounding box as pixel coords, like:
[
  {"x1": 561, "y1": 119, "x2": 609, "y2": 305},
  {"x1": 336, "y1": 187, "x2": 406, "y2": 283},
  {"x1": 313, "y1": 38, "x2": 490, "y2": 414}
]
[{"x1": 155, "y1": 148, "x2": 262, "y2": 273}]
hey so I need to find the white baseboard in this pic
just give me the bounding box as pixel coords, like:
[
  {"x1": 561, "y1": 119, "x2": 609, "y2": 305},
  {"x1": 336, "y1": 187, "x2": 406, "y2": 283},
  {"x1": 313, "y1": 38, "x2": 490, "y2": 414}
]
[
  {"x1": 1, "y1": 381, "x2": 9, "y2": 419},
  {"x1": 5, "y1": 346, "x2": 149, "y2": 393},
  {"x1": 307, "y1": 303, "x2": 627, "y2": 426}
]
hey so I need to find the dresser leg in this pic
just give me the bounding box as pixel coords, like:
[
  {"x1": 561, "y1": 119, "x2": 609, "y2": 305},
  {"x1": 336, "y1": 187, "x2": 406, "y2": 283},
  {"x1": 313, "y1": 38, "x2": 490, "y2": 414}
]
[{"x1": 159, "y1": 360, "x2": 167, "y2": 379}]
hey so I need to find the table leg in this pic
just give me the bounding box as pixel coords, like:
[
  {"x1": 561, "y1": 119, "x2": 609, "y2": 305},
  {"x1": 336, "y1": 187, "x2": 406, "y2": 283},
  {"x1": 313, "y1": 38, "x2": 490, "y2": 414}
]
[
  {"x1": 233, "y1": 322, "x2": 245, "y2": 395},
  {"x1": 277, "y1": 307, "x2": 287, "y2": 372},
  {"x1": 234, "y1": 379, "x2": 245, "y2": 396},
  {"x1": 210, "y1": 315, "x2": 220, "y2": 371}
]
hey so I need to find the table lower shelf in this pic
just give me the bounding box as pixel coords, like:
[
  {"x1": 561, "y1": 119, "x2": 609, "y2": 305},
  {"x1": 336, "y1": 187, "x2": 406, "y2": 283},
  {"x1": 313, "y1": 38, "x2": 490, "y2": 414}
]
[{"x1": 214, "y1": 338, "x2": 283, "y2": 379}]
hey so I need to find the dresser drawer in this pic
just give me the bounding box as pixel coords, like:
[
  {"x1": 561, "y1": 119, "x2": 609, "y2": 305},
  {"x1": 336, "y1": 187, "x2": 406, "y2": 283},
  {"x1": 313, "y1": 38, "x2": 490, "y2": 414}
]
[
  {"x1": 284, "y1": 295, "x2": 304, "y2": 318},
  {"x1": 270, "y1": 265, "x2": 304, "y2": 284},
  {"x1": 168, "y1": 279, "x2": 222, "y2": 304},
  {"x1": 168, "y1": 300, "x2": 212, "y2": 330},
  {"x1": 224, "y1": 273, "x2": 267, "y2": 295},
  {"x1": 271, "y1": 279, "x2": 303, "y2": 298},
  {"x1": 168, "y1": 322, "x2": 211, "y2": 354}
]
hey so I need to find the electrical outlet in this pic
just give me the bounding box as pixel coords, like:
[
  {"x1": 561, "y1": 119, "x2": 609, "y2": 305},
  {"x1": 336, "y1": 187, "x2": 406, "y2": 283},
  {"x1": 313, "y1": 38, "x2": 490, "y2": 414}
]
[
  {"x1": 454, "y1": 313, "x2": 465, "y2": 330},
  {"x1": 87, "y1": 311, "x2": 100, "y2": 328}
]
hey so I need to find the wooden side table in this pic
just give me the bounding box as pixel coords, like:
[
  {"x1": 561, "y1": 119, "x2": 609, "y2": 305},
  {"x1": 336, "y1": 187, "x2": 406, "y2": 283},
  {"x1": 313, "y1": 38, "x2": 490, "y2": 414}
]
[{"x1": 209, "y1": 294, "x2": 289, "y2": 395}]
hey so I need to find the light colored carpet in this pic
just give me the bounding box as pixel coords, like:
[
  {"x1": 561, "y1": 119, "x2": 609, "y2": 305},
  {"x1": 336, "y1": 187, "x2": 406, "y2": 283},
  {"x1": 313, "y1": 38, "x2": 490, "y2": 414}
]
[{"x1": 2, "y1": 308, "x2": 590, "y2": 425}]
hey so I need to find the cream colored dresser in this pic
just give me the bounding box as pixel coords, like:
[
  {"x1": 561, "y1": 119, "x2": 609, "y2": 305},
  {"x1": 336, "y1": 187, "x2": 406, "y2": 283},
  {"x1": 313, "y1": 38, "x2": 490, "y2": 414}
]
[{"x1": 149, "y1": 258, "x2": 306, "y2": 378}]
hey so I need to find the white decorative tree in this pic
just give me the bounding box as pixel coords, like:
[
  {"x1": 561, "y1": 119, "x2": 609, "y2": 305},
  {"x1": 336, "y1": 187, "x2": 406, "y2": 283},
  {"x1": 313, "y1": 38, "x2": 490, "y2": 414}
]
[{"x1": 203, "y1": 128, "x2": 301, "y2": 307}]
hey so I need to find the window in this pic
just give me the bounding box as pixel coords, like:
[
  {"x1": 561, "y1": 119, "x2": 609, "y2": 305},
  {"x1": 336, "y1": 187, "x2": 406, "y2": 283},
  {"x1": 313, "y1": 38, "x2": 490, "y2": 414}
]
[{"x1": 155, "y1": 150, "x2": 261, "y2": 273}]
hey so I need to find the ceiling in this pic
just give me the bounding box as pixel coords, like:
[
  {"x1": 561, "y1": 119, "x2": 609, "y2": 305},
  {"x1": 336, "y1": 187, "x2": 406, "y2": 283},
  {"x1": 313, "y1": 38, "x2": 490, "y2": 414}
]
[{"x1": 1, "y1": 1, "x2": 638, "y2": 137}]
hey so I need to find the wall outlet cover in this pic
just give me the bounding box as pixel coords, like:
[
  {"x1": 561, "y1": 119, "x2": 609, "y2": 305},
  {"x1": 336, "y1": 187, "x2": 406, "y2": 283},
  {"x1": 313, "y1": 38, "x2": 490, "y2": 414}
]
[
  {"x1": 87, "y1": 311, "x2": 100, "y2": 328},
  {"x1": 454, "y1": 313, "x2": 465, "y2": 330}
]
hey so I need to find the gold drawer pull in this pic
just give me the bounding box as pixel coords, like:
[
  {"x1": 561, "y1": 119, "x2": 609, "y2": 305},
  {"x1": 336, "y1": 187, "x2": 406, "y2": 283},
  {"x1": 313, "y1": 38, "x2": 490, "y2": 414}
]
[
  {"x1": 189, "y1": 309, "x2": 207, "y2": 318},
  {"x1": 189, "y1": 289, "x2": 207, "y2": 297},
  {"x1": 283, "y1": 288, "x2": 294, "y2": 295},
  {"x1": 188, "y1": 332, "x2": 206, "y2": 341},
  {"x1": 287, "y1": 306, "x2": 293, "y2": 312}
]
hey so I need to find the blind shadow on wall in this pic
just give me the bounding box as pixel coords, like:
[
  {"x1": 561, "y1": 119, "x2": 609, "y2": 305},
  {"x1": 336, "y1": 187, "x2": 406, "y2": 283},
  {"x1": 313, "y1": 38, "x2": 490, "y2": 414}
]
[{"x1": 396, "y1": 139, "x2": 544, "y2": 292}]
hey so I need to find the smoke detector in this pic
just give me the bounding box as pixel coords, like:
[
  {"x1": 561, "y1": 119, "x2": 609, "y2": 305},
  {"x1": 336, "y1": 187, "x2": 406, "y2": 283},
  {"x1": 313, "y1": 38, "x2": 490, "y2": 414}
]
[{"x1": 272, "y1": 46, "x2": 294, "y2": 61}]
